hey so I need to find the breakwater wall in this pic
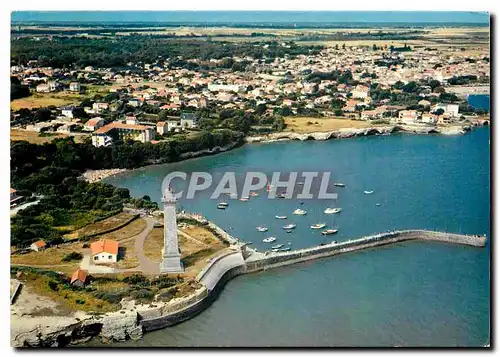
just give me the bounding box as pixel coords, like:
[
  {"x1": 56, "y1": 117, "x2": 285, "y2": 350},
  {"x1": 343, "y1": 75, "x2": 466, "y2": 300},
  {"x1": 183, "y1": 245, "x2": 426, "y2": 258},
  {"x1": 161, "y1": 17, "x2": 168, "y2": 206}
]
[
  {"x1": 245, "y1": 230, "x2": 487, "y2": 273},
  {"x1": 12, "y1": 229, "x2": 486, "y2": 346}
]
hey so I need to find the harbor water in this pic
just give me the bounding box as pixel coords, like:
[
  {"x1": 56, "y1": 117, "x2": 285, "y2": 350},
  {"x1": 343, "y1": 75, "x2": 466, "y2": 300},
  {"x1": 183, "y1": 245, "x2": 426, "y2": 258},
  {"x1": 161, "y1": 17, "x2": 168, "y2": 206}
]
[{"x1": 100, "y1": 127, "x2": 490, "y2": 347}]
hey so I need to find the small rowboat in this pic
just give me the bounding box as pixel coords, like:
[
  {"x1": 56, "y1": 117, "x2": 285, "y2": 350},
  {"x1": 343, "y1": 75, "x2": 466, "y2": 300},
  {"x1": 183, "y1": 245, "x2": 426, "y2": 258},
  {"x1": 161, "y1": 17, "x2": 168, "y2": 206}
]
[
  {"x1": 311, "y1": 223, "x2": 327, "y2": 229},
  {"x1": 321, "y1": 229, "x2": 338, "y2": 235}
]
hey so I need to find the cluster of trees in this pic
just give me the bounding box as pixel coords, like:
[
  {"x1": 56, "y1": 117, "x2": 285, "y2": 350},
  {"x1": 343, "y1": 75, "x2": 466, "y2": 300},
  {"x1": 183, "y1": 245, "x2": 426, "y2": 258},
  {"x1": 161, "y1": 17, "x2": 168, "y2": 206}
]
[
  {"x1": 448, "y1": 75, "x2": 480, "y2": 86},
  {"x1": 10, "y1": 76, "x2": 30, "y2": 100},
  {"x1": 11, "y1": 36, "x2": 322, "y2": 69},
  {"x1": 11, "y1": 129, "x2": 244, "y2": 247}
]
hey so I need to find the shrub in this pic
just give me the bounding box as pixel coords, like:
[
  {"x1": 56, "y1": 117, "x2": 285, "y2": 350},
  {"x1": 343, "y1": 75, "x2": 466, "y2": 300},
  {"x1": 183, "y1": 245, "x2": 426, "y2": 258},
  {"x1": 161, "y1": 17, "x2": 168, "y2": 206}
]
[
  {"x1": 48, "y1": 280, "x2": 59, "y2": 291},
  {"x1": 61, "y1": 252, "x2": 83, "y2": 262}
]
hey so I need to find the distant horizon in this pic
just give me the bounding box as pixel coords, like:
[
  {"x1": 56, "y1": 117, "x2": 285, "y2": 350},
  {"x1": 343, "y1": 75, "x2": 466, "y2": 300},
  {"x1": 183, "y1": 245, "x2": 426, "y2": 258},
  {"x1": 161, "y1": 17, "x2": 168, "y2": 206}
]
[{"x1": 11, "y1": 11, "x2": 490, "y2": 25}]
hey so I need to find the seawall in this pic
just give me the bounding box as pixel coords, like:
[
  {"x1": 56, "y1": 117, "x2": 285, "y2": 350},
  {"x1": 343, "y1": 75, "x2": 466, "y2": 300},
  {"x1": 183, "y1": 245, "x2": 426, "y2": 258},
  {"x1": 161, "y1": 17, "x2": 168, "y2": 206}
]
[
  {"x1": 245, "y1": 124, "x2": 473, "y2": 144},
  {"x1": 11, "y1": 228, "x2": 486, "y2": 347},
  {"x1": 244, "y1": 230, "x2": 487, "y2": 273}
]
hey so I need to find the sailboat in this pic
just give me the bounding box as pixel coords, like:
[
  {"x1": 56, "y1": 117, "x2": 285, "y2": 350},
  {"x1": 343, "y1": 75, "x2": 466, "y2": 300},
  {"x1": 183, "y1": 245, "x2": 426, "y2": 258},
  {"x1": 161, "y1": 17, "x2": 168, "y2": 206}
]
[
  {"x1": 324, "y1": 207, "x2": 342, "y2": 214},
  {"x1": 311, "y1": 223, "x2": 327, "y2": 229}
]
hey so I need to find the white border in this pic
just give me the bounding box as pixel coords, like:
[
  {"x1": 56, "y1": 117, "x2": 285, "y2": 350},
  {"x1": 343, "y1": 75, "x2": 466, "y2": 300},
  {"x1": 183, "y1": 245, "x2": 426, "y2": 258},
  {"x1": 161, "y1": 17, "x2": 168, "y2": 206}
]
[{"x1": 2, "y1": 0, "x2": 497, "y2": 356}]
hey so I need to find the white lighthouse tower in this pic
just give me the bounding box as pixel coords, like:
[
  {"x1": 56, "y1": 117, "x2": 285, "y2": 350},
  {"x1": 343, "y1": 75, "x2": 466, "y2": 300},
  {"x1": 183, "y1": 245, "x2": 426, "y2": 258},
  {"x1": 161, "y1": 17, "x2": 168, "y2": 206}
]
[{"x1": 160, "y1": 187, "x2": 184, "y2": 273}]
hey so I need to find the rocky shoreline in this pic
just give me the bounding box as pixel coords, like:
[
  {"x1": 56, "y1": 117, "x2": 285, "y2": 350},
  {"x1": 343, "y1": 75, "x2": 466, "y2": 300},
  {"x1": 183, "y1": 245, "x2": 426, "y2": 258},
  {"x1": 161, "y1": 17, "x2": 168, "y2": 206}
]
[
  {"x1": 12, "y1": 123, "x2": 487, "y2": 347},
  {"x1": 245, "y1": 124, "x2": 474, "y2": 144},
  {"x1": 81, "y1": 168, "x2": 129, "y2": 183},
  {"x1": 79, "y1": 124, "x2": 483, "y2": 183}
]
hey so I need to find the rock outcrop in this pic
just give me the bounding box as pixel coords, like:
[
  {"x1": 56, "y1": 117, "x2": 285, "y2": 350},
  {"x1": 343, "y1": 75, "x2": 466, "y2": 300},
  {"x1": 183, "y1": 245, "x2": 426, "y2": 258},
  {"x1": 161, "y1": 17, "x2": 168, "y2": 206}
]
[
  {"x1": 100, "y1": 311, "x2": 143, "y2": 343},
  {"x1": 246, "y1": 124, "x2": 470, "y2": 144}
]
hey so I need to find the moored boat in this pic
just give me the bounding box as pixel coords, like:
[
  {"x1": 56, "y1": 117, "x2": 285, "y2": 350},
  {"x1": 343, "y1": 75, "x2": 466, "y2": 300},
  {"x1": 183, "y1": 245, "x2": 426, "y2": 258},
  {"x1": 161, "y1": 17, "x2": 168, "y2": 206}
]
[
  {"x1": 282, "y1": 223, "x2": 297, "y2": 230},
  {"x1": 275, "y1": 215, "x2": 287, "y2": 219},
  {"x1": 263, "y1": 236, "x2": 277, "y2": 243},
  {"x1": 271, "y1": 244, "x2": 284, "y2": 249},
  {"x1": 217, "y1": 203, "x2": 227, "y2": 210},
  {"x1": 324, "y1": 207, "x2": 342, "y2": 214},
  {"x1": 321, "y1": 229, "x2": 338, "y2": 235},
  {"x1": 249, "y1": 192, "x2": 259, "y2": 197},
  {"x1": 240, "y1": 197, "x2": 249, "y2": 202},
  {"x1": 293, "y1": 208, "x2": 307, "y2": 215},
  {"x1": 333, "y1": 183, "x2": 345, "y2": 187},
  {"x1": 256, "y1": 226, "x2": 268, "y2": 232},
  {"x1": 364, "y1": 190, "x2": 374, "y2": 194},
  {"x1": 311, "y1": 223, "x2": 327, "y2": 229}
]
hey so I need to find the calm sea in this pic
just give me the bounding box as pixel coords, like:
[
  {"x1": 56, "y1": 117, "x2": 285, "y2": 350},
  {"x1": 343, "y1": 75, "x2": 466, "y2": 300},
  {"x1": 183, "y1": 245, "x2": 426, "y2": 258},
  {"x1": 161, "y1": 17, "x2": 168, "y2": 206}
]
[
  {"x1": 97, "y1": 128, "x2": 490, "y2": 347},
  {"x1": 468, "y1": 94, "x2": 490, "y2": 110}
]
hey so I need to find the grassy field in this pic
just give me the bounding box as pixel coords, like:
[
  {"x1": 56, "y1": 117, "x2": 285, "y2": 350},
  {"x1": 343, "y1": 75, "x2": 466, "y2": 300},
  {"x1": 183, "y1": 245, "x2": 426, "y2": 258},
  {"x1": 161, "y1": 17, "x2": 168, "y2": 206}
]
[
  {"x1": 11, "y1": 92, "x2": 81, "y2": 111},
  {"x1": 64, "y1": 213, "x2": 142, "y2": 240},
  {"x1": 142, "y1": 225, "x2": 227, "y2": 278},
  {"x1": 10, "y1": 129, "x2": 89, "y2": 144},
  {"x1": 11, "y1": 243, "x2": 84, "y2": 274},
  {"x1": 285, "y1": 117, "x2": 384, "y2": 133}
]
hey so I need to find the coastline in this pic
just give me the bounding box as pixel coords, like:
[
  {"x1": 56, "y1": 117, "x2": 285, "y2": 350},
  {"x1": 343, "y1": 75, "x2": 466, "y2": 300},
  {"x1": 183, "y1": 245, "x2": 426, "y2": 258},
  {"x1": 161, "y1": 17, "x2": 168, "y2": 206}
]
[
  {"x1": 11, "y1": 123, "x2": 490, "y2": 347},
  {"x1": 11, "y1": 217, "x2": 487, "y2": 347},
  {"x1": 85, "y1": 122, "x2": 488, "y2": 183},
  {"x1": 245, "y1": 123, "x2": 479, "y2": 144}
]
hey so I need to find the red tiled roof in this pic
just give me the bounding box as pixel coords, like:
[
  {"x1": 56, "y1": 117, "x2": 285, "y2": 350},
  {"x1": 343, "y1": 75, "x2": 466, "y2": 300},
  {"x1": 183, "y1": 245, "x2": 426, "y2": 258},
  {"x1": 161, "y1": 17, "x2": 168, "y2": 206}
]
[
  {"x1": 70, "y1": 269, "x2": 88, "y2": 284},
  {"x1": 33, "y1": 240, "x2": 46, "y2": 248},
  {"x1": 91, "y1": 239, "x2": 119, "y2": 255},
  {"x1": 94, "y1": 122, "x2": 153, "y2": 134}
]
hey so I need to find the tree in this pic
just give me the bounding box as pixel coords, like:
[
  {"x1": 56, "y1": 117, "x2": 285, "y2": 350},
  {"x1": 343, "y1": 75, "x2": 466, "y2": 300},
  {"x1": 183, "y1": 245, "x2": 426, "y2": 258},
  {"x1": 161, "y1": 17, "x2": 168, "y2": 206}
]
[
  {"x1": 10, "y1": 76, "x2": 30, "y2": 100},
  {"x1": 372, "y1": 44, "x2": 378, "y2": 51},
  {"x1": 33, "y1": 108, "x2": 52, "y2": 123}
]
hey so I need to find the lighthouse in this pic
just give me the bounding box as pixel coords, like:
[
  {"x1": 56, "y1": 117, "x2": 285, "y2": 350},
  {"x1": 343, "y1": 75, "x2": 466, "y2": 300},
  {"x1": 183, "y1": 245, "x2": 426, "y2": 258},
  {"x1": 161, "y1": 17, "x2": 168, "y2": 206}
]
[{"x1": 160, "y1": 187, "x2": 184, "y2": 273}]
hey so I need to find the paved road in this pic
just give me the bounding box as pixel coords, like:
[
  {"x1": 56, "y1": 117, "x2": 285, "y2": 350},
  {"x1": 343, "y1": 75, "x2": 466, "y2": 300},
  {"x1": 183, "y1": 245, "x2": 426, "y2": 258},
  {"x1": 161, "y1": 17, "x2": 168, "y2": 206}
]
[
  {"x1": 198, "y1": 252, "x2": 245, "y2": 291},
  {"x1": 132, "y1": 217, "x2": 160, "y2": 274},
  {"x1": 10, "y1": 200, "x2": 40, "y2": 216}
]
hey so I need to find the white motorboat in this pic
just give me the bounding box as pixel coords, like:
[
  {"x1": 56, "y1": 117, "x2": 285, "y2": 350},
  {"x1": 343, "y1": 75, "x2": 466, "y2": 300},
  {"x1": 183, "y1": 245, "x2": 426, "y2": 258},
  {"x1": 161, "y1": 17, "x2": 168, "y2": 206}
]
[
  {"x1": 240, "y1": 197, "x2": 249, "y2": 202},
  {"x1": 324, "y1": 207, "x2": 342, "y2": 214},
  {"x1": 279, "y1": 247, "x2": 291, "y2": 252},
  {"x1": 256, "y1": 226, "x2": 268, "y2": 232},
  {"x1": 321, "y1": 229, "x2": 338, "y2": 235},
  {"x1": 311, "y1": 223, "x2": 327, "y2": 229},
  {"x1": 218, "y1": 202, "x2": 229, "y2": 206},
  {"x1": 364, "y1": 190, "x2": 374, "y2": 194},
  {"x1": 275, "y1": 215, "x2": 287, "y2": 219},
  {"x1": 293, "y1": 208, "x2": 307, "y2": 215},
  {"x1": 282, "y1": 223, "x2": 297, "y2": 230},
  {"x1": 333, "y1": 183, "x2": 345, "y2": 187},
  {"x1": 217, "y1": 204, "x2": 227, "y2": 210},
  {"x1": 271, "y1": 244, "x2": 284, "y2": 249},
  {"x1": 263, "y1": 236, "x2": 277, "y2": 243}
]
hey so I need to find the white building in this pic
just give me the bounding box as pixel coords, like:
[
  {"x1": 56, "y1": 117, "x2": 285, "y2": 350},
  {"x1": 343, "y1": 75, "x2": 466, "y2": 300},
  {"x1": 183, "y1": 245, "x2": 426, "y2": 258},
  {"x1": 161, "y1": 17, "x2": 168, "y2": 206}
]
[
  {"x1": 69, "y1": 82, "x2": 81, "y2": 92},
  {"x1": 91, "y1": 239, "x2": 118, "y2": 264},
  {"x1": 84, "y1": 117, "x2": 105, "y2": 132},
  {"x1": 432, "y1": 103, "x2": 459, "y2": 118},
  {"x1": 61, "y1": 106, "x2": 74, "y2": 118}
]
